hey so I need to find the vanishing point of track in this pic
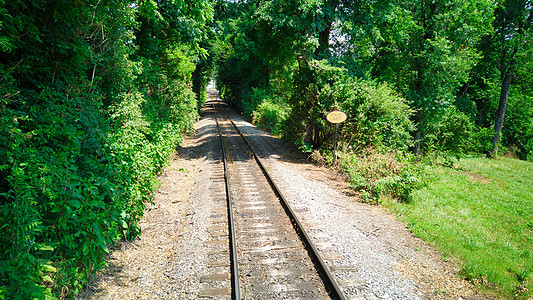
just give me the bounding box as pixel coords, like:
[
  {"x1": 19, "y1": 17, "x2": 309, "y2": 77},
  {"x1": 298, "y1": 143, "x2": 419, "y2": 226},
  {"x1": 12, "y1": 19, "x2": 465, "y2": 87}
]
[{"x1": 211, "y1": 99, "x2": 347, "y2": 299}]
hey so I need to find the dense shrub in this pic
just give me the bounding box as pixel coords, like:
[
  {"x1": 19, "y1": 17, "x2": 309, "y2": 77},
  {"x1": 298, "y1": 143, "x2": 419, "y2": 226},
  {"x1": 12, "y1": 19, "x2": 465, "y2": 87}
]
[
  {"x1": 0, "y1": 1, "x2": 206, "y2": 298},
  {"x1": 283, "y1": 60, "x2": 346, "y2": 149},
  {"x1": 468, "y1": 127, "x2": 494, "y2": 155},
  {"x1": 216, "y1": 29, "x2": 270, "y2": 113},
  {"x1": 341, "y1": 149, "x2": 424, "y2": 202},
  {"x1": 340, "y1": 79, "x2": 415, "y2": 152},
  {"x1": 422, "y1": 106, "x2": 475, "y2": 158},
  {"x1": 282, "y1": 60, "x2": 414, "y2": 154},
  {"x1": 251, "y1": 89, "x2": 291, "y2": 135},
  {"x1": 502, "y1": 93, "x2": 533, "y2": 161}
]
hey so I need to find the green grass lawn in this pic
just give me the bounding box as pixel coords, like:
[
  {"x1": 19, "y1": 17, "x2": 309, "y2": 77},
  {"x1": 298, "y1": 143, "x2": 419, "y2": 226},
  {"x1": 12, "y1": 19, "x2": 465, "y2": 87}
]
[{"x1": 387, "y1": 157, "x2": 533, "y2": 298}]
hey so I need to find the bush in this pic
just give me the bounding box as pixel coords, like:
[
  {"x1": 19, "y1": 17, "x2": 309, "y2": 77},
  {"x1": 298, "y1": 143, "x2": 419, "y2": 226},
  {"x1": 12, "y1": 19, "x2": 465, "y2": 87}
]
[
  {"x1": 469, "y1": 127, "x2": 494, "y2": 155},
  {"x1": 340, "y1": 149, "x2": 424, "y2": 202},
  {"x1": 502, "y1": 93, "x2": 533, "y2": 161},
  {"x1": 423, "y1": 106, "x2": 474, "y2": 158},
  {"x1": 251, "y1": 89, "x2": 291, "y2": 135},
  {"x1": 284, "y1": 60, "x2": 347, "y2": 148},
  {"x1": 1, "y1": 90, "x2": 124, "y2": 297},
  {"x1": 284, "y1": 60, "x2": 414, "y2": 154},
  {"x1": 340, "y1": 79, "x2": 415, "y2": 152}
]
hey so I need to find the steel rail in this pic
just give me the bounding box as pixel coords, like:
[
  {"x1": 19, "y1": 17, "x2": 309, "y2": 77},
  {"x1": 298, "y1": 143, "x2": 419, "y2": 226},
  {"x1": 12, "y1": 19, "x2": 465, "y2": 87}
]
[
  {"x1": 217, "y1": 103, "x2": 347, "y2": 300},
  {"x1": 212, "y1": 103, "x2": 240, "y2": 300}
]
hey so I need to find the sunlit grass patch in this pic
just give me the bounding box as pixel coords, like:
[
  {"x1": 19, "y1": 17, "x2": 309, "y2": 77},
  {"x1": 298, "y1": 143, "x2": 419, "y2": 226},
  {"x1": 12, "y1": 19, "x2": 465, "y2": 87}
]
[{"x1": 386, "y1": 157, "x2": 533, "y2": 298}]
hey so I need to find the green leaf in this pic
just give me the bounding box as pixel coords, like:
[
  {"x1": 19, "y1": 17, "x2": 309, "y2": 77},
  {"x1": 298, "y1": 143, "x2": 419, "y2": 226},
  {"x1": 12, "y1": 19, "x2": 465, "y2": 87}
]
[
  {"x1": 71, "y1": 199, "x2": 82, "y2": 209},
  {"x1": 120, "y1": 219, "x2": 128, "y2": 229},
  {"x1": 82, "y1": 240, "x2": 90, "y2": 255},
  {"x1": 93, "y1": 222, "x2": 103, "y2": 240},
  {"x1": 42, "y1": 264, "x2": 57, "y2": 273},
  {"x1": 36, "y1": 244, "x2": 54, "y2": 251}
]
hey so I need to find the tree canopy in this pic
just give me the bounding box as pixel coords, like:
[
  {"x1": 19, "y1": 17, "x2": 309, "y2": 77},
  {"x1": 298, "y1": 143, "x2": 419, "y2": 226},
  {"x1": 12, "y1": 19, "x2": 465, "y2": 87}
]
[{"x1": 215, "y1": 0, "x2": 532, "y2": 160}]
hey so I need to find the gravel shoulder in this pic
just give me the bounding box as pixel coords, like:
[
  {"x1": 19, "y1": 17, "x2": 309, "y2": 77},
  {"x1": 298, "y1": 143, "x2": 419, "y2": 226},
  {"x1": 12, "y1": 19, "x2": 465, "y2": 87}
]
[{"x1": 78, "y1": 97, "x2": 492, "y2": 299}]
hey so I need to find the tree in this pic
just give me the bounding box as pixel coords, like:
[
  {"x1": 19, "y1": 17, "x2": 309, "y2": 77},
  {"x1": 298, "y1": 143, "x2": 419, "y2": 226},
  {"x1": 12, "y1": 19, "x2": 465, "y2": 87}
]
[
  {"x1": 485, "y1": 0, "x2": 532, "y2": 157},
  {"x1": 345, "y1": 0, "x2": 495, "y2": 155}
]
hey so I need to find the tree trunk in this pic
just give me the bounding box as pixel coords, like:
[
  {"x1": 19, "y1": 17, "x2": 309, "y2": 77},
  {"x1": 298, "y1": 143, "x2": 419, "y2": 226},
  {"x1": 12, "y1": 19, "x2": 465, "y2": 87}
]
[
  {"x1": 316, "y1": 24, "x2": 332, "y2": 56},
  {"x1": 488, "y1": 71, "x2": 513, "y2": 157},
  {"x1": 412, "y1": 99, "x2": 424, "y2": 156},
  {"x1": 314, "y1": 0, "x2": 338, "y2": 57},
  {"x1": 414, "y1": 129, "x2": 421, "y2": 156}
]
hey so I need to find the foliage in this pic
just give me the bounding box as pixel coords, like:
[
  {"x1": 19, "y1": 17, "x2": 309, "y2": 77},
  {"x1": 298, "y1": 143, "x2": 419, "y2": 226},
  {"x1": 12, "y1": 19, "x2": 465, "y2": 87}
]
[
  {"x1": 215, "y1": 10, "x2": 272, "y2": 112},
  {"x1": 250, "y1": 89, "x2": 290, "y2": 136},
  {"x1": 341, "y1": 149, "x2": 424, "y2": 202},
  {"x1": 339, "y1": 79, "x2": 414, "y2": 152},
  {"x1": 496, "y1": 86, "x2": 533, "y2": 161},
  {"x1": 387, "y1": 157, "x2": 533, "y2": 298},
  {"x1": 422, "y1": 106, "x2": 475, "y2": 158},
  {"x1": 0, "y1": 0, "x2": 210, "y2": 298},
  {"x1": 281, "y1": 60, "x2": 415, "y2": 155},
  {"x1": 358, "y1": 0, "x2": 495, "y2": 154},
  {"x1": 465, "y1": 0, "x2": 533, "y2": 158},
  {"x1": 284, "y1": 60, "x2": 347, "y2": 148},
  {"x1": 468, "y1": 127, "x2": 495, "y2": 155}
]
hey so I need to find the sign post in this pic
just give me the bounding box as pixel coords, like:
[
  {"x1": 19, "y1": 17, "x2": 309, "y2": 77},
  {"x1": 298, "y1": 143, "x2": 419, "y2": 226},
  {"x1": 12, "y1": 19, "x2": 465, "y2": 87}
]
[{"x1": 326, "y1": 110, "x2": 347, "y2": 165}]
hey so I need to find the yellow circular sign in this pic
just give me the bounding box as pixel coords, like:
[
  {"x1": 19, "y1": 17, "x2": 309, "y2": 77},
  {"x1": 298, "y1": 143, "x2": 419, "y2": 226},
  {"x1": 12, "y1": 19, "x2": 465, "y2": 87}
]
[{"x1": 326, "y1": 110, "x2": 347, "y2": 124}]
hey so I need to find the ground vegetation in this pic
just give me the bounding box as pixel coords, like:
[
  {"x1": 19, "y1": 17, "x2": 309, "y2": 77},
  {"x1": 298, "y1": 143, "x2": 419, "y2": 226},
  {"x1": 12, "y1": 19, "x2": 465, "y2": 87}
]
[
  {"x1": 0, "y1": 0, "x2": 213, "y2": 298},
  {"x1": 386, "y1": 157, "x2": 533, "y2": 298}
]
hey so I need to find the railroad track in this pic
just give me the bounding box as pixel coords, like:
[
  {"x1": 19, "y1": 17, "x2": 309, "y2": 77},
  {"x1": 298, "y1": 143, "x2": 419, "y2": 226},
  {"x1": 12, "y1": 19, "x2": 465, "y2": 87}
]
[{"x1": 209, "y1": 99, "x2": 347, "y2": 299}]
